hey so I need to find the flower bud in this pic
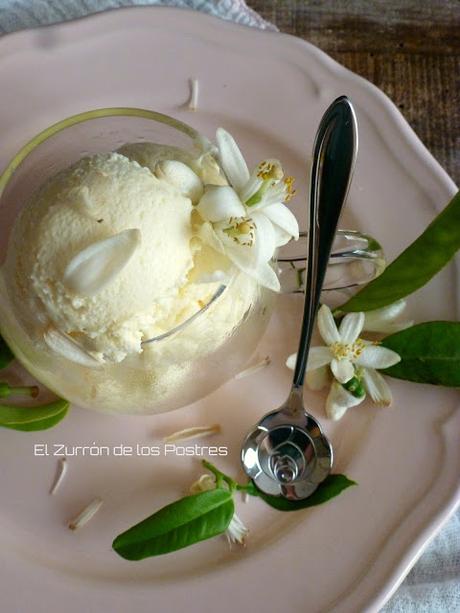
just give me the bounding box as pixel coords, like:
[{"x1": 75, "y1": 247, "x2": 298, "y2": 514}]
[{"x1": 155, "y1": 160, "x2": 203, "y2": 204}]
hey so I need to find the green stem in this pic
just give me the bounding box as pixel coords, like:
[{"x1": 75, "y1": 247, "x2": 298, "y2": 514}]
[
  {"x1": 0, "y1": 382, "x2": 39, "y2": 399},
  {"x1": 201, "y1": 459, "x2": 241, "y2": 492}
]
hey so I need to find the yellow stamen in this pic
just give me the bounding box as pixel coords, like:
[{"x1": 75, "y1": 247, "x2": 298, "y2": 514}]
[
  {"x1": 257, "y1": 161, "x2": 283, "y2": 181},
  {"x1": 283, "y1": 176, "x2": 296, "y2": 201},
  {"x1": 222, "y1": 217, "x2": 255, "y2": 247}
]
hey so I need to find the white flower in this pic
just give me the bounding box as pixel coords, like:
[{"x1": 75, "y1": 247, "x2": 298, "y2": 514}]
[
  {"x1": 189, "y1": 474, "x2": 248, "y2": 546},
  {"x1": 286, "y1": 304, "x2": 402, "y2": 420},
  {"x1": 195, "y1": 128, "x2": 299, "y2": 291}
]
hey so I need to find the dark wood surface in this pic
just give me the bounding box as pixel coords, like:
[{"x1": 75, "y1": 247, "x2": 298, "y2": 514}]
[{"x1": 247, "y1": 0, "x2": 460, "y2": 185}]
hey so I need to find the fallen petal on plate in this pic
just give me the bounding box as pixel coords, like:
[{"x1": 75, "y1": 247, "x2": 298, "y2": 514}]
[
  {"x1": 68, "y1": 497, "x2": 103, "y2": 530},
  {"x1": 235, "y1": 356, "x2": 271, "y2": 379},
  {"x1": 163, "y1": 424, "x2": 221, "y2": 443}
]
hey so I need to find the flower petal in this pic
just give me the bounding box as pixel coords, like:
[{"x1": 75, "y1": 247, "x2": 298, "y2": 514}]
[
  {"x1": 189, "y1": 474, "x2": 215, "y2": 494},
  {"x1": 196, "y1": 185, "x2": 246, "y2": 222},
  {"x1": 317, "y1": 304, "x2": 340, "y2": 345},
  {"x1": 339, "y1": 312, "x2": 365, "y2": 344},
  {"x1": 362, "y1": 320, "x2": 414, "y2": 334},
  {"x1": 306, "y1": 366, "x2": 330, "y2": 391},
  {"x1": 44, "y1": 328, "x2": 102, "y2": 368},
  {"x1": 287, "y1": 348, "x2": 333, "y2": 373},
  {"x1": 224, "y1": 242, "x2": 280, "y2": 291},
  {"x1": 273, "y1": 225, "x2": 293, "y2": 247},
  {"x1": 252, "y1": 212, "x2": 277, "y2": 263},
  {"x1": 365, "y1": 299, "x2": 407, "y2": 322},
  {"x1": 307, "y1": 346, "x2": 333, "y2": 371},
  {"x1": 362, "y1": 368, "x2": 393, "y2": 406},
  {"x1": 355, "y1": 345, "x2": 401, "y2": 369},
  {"x1": 326, "y1": 381, "x2": 365, "y2": 421},
  {"x1": 193, "y1": 152, "x2": 228, "y2": 186},
  {"x1": 63, "y1": 229, "x2": 141, "y2": 296},
  {"x1": 155, "y1": 160, "x2": 203, "y2": 203},
  {"x1": 363, "y1": 299, "x2": 413, "y2": 334},
  {"x1": 226, "y1": 512, "x2": 249, "y2": 545},
  {"x1": 216, "y1": 128, "x2": 250, "y2": 191},
  {"x1": 197, "y1": 221, "x2": 226, "y2": 253},
  {"x1": 239, "y1": 171, "x2": 263, "y2": 203},
  {"x1": 261, "y1": 203, "x2": 299, "y2": 241},
  {"x1": 245, "y1": 260, "x2": 280, "y2": 292},
  {"x1": 330, "y1": 358, "x2": 355, "y2": 383}
]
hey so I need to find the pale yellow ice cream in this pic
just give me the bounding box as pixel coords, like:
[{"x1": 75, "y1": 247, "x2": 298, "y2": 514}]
[
  {"x1": 2, "y1": 145, "x2": 266, "y2": 413},
  {"x1": 6, "y1": 151, "x2": 204, "y2": 362}
]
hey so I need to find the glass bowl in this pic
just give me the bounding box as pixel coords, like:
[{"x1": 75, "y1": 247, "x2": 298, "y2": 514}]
[{"x1": 0, "y1": 108, "x2": 274, "y2": 415}]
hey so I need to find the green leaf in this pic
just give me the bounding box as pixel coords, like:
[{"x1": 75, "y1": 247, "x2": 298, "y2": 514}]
[
  {"x1": 247, "y1": 474, "x2": 356, "y2": 511},
  {"x1": 381, "y1": 321, "x2": 460, "y2": 386},
  {"x1": 113, "y1": 489, "x2": 234, "y2": 560},
  {"x1": 0, "y1": 335, "x2": 14, "y2": 369},
  {"x1": 0, "y1": 399, "x2": 69, "y2": 431},
  {"x1": 339, "y1": 191, "x2": 460, "y2": 312}
]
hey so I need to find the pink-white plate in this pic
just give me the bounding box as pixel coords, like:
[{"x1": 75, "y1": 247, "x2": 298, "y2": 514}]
[{"x1": 0, "y1": 7, "x2": 458, "y2": 613}]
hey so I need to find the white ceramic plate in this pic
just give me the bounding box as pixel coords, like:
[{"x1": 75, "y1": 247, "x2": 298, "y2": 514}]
[{"x1": 0, "y1": 7, "x2": 458, "y2": 612}]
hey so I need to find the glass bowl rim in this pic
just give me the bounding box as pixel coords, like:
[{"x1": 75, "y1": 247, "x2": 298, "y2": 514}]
[{"x1": 0, "y1": 106, "x2": 203, "y2": 195}]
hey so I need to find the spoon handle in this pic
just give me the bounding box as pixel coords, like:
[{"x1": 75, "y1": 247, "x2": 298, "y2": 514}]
[{"x1": 292, "y1": 96, "x2": 358, "y2": 390}]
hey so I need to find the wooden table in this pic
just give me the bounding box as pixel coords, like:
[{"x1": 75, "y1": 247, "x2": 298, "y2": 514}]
[{"x1": 248, "y1": 0, "x2": 460, "y2": 185}]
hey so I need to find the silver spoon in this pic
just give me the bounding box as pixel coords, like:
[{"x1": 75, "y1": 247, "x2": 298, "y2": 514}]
[{"x1": 241, "y1": 96, "x2": 358, "y2": 501}]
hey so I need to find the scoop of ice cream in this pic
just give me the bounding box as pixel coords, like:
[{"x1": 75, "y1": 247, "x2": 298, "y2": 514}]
[{"x1": 5, "y1": 152, "x2": 195, "y2": 362}]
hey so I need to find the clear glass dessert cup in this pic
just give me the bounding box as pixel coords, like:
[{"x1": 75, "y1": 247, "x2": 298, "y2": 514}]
[{"x1": 0, "y1": 108, "x2": 385, "y2": 415}]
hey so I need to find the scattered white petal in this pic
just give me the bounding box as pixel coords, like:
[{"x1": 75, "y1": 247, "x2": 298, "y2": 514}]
[
  {"x1": 362, "y1": 368, "x2": 393, "y2": 406},
  {"x1": 242, "y1": 491, "x2": 250, "y2": 503},
  {"x1": 155, "y1": 160, "x2": 203, "y2": 204},
  {"x1": 235, "y1": 356, "x2": 270, "y2": 379},
  {"x1": 187, "y1": 78, "x2": 199, "y2": 111},
  {"x1": 49, "y1": 457, "x2": 68, "y2": 495},
  {"x1": 63, "y1": 229, "x2": 141, "y2": 296},
  {"x1": 216, "y1": 128, "x2": 250, "y2": 191},
  {"x1": 339, "y1": 312, "x2": 365, "y2": 344},
  {"x1": 68, "y1": 497, "x2": 103, "y2": 530},
  {"x1": 326, "y1": 381, "x2": 364, "y2": 421},
  {"x1": 318, "y1": 305, "x2": 341, "y2": 345},
  {"x1": 286, "y1": 353, "x2": 296, "y2": 370},
  {"x1": 163, "y1": 424, "x2": 221, "y2": 443},
  {"x1": 44, "y1": 328, "x2": 102, "y2": 368},
  {"x1": 355, "y1": 345, "x2": 401, "y2": 369}
]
